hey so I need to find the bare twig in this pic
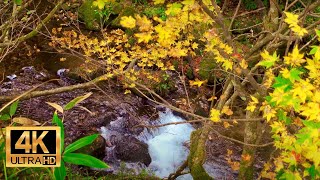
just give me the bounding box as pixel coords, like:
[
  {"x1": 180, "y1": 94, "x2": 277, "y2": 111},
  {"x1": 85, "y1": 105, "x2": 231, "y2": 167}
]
[
  {"x1": 228, "y1": 0, "x2": 242, "y2": 31},
  {"x1": 210, "y1": 127, "x2": 274, "y2": 147},
  {"x1": 0, "y1": 79, "x2": 59, "y2": 112},
  {"x1": 230, "y1": 23, "x2": 263, "y2": 32},
  {"x1": 235, "y1": 7, "x2": 266, "y2": 18},
  {"x1": 0, "y1": 0, "x2": 65, "y2": 48}
]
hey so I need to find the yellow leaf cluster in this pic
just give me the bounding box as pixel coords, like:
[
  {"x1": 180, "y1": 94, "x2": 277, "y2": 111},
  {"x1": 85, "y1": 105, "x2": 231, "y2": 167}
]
[
  {"x1": 120, "y1": 16, "x2": 136, "y2": 29},
  {"x1": 246, "y1": 95, "x2": 259, "y2": 112},
  {"x1": 210, "y1": 108, "x2": 221, "y2": 122},
  {"x1": 153, "y1": 0, "x2": 165, "y2": 4},
  {"x1": 260, "y1": 103, "x2": 276, "y2": 122},
  {"x1": 284, "y1": 12, "x2": 308, "y2": 37},
  {"x1": 284, "y1": 46, "x2": 305, "y2": 66},
  {"x1": 221, "y1": 106, "x2": 233, "y2": 116},
  {"x1": 189, "y1": 79, "x2": 207, "y2": 87}
]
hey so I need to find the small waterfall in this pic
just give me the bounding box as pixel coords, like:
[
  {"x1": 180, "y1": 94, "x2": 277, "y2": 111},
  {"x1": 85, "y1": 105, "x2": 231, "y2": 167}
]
[
  {"x1": 140, "y1": 109, "x2": 194, "y2": 179},
  {"x1": 101, "y1": 109, "x2": 195, "y2": 179}
]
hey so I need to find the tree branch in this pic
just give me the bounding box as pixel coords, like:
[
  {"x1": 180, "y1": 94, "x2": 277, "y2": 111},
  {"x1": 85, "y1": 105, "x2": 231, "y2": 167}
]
[{"x1": 0, "y1": 0, "x2": 65, "y2": 48}]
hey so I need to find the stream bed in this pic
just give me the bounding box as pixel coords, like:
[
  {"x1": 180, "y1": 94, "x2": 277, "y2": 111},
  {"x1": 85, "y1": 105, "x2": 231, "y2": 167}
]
[{"x1": 101, "y1": 109, "x2": 194, "y2": 179}]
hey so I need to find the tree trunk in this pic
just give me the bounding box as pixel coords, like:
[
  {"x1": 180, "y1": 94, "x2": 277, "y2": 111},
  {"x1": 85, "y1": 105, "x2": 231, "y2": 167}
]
[
  {"x1": 238, "y1": 105, "x2": 262, "y2": 179},
  {"x1": 188, "y1": 129, "x2": 214, "y2": 180}
]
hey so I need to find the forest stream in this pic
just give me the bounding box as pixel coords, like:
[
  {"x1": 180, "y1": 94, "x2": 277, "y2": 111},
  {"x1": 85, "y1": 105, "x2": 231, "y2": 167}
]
[{"x1": 0, "y1": 63, "x2": 243, "y2": 179}]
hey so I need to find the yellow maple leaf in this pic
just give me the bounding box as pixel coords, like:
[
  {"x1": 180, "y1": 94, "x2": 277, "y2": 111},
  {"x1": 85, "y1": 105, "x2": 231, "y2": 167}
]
[
  {"x1": 240, "y1": 59, "x2": 248, "y2": 69},
  {"x1": 284, "y1": 12, "x2": 308, "y2": 37},
  {"x1": 250, "y1": 95, "x2": 259, "y2": 104},
  {"x1": 207, "y1": 96, "x2": 217, "y2": 101},
  {"x1": 155, "y1": 25, "x2": 173, "y2": 47},
  {"x1": 246, "y1": 104, "x2": 256, "y2": 112},
  {"x1": 165, "y1": 3, "x2": 183, "y2": 16},
  {"x1": 284, "y1": 12, "x2": 299, "y2": 27},
  {"x1": 189, "y1": 79, "x2": 207, "y2": 87},
  {"x1": 210, "y1": 108, "x2": 221, "y2": 122},
  {"x1": 153, "y1": 0, "x2": 165, "y2": 4},
  {"x1": 222, "y1": 60, "x2": 233, "y2": 71},
  {"x1": 124, "y1": 89, "x2": 131, "y2": 94},
  {"x1": 241, "y1": 154, "x2": 251, "y2": 161},
  {"x1": 120, "y1": 16, "x2": 136, "y2": 29},
  {"x1": 227, "y1": 149, "x2": 233, "y2": 156},
  {"x1": 222, "y1": 106, "x2": 233, "y2": 116},
  {"x1": 192, "y1": 42, "x2": 199, "y2": 49},
  {"x1": 223, "y1": 122, "x2": 231, "y2": 128},
  {"x1": 260, "y1": 104, "x2": 276, "y2": 122},
  {"x1": 135, "y1": 15, "x2": 152, "y2": 32},
  {"x1": 135, "y1": 32, "x2": 153, "y2": 43},
  {"x1": 93, "y1": 0, "x2": 112, "y2": 9},
  {"x1": 246, "y1": 96, "x2": 259, "y2": 112},
  {"x1": 284, "y1": 46, "x2": 305, "y2": 66}
]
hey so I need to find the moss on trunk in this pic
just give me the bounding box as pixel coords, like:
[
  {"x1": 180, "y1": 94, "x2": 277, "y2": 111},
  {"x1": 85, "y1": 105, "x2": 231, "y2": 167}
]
[
  {"x1": 239, "y1": 103, "x2": 262, "y2": 180},
  {"x1": 188, "y1": 129, "x2": 213, "y2": 180}
]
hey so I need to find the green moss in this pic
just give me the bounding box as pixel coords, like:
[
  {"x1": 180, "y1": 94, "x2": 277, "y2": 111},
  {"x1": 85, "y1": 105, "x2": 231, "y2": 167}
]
[
  {"x1": 78, "y1": 0, "x2": 101, "y2": 30},
  {"x1": 188, "y1": 130, "x2": 214, "y2": 180},
  {"x1": 239, "y1": 149, "x2": 255, "y2": 180},
  {"x1": 143, "y1": 6, "x2": 167, "y2": 21}
]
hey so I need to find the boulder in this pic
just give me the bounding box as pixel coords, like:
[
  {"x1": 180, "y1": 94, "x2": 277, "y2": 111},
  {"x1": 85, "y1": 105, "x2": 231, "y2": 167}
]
[
  {"x1": 114, "y1": 135, "x2": 152, "y2": 166},
  {"x1": 78, "y1": 0, "x2": 101, "y2": 30}
]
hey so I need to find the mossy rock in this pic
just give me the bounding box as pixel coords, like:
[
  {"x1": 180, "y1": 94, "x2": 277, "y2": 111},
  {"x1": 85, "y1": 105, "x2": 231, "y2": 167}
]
[
  {"x1": 78, "y1": 0, "x2": 125, "y2": 30},
  {"x1": 78, "y1": 0, "x2": 101, "y2": 30},
  {"x1": 111, "y1": 6, "x2": 138, "y2": 27}
]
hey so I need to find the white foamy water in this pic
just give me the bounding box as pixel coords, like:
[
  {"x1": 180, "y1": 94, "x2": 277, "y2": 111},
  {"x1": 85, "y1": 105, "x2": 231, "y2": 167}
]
[
  {"x1": 100, "y1": 109, "x2": 195, "y2": 179},
  {"x1": 142, "y1": 109, "x2": 194, "y2": 179}
]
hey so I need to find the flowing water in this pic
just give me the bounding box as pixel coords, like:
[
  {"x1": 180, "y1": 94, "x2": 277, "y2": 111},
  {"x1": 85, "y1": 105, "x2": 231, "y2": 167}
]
[
  {"x1": 101, "y1": 109, "x2": 195, "y2": 179},
  {"x1": 140, "y1": 109, "x2": 194, "y2": 179}
]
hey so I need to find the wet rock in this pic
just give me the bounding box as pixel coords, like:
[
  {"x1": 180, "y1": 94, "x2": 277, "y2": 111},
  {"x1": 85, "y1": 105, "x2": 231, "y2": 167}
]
[{"x1": 114, "y1": 135, "x2": 151, "y2": 166}]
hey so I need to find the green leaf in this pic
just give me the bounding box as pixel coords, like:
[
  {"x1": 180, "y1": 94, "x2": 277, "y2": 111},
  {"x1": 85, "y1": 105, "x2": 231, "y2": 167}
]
[
  {"x1": 0, "y1": 114, "x2": 11, "y2": 121},
  {"x1": 258, "y1": 61, "x2": 275, "y2": 68},
  {"x1": 265, "y1": 96, "x2": 276, "y2": 107},
  {"x1": 9, "y1": 101, "x2": 19, "y2": 117},
  {"x1": 303, "y1": 121, "x2": 320, "y2": 129},
  {"x1": 276, "y1": 168, "x2": 285, "y2": 179},
  {"x1": 54, "y1": 160, "x2": 66, "y2": 180},
  {"x1": 289, "y1": 68, "x2": 302, "y2": 82},
  {"x1": 52, "y1": 112, "x2": 64, "y2": 151},
  {"x1": 258, "y1": 51, "x2": 278, "y2": 68},
  {"x1": 309, "y1": 46, "x2": 318, "y2": 55},
  {"x1": 14, "y1": 0, "x2": 22, "y2": 5},
  {"x1": 165, "y1": 3, "x2": 182, "y2": 16},
  {"x1": 272, "y1": 76, "x2": 292, "y2": 91},
  {"x1": 316, "y1": 29, "x2": 320, "y2": 38},
  {"x1": 92, "y1": 0, "x2": 107, "y2": 10},
  {"x1": 277, "y1": 109, "x2": 292, "y2": 124},
  {"x1": 307, "y1": 165, "x2": 320, "y2": 180},
  {"x1": 0, "y1": 142, "x2": 5, "y2": 159},
  {"x1": 296, "y1": 133, "x2": 310, "y2": 144},
  {"x1": 64, "y1": 92, "x2": 92, "y2": 110},
  {"x1": 64, "y1": 134, "x2": 99, "y2": 154},
  {"x1": 63, "y1": 153, "x2": 109, "y2": 169}
]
